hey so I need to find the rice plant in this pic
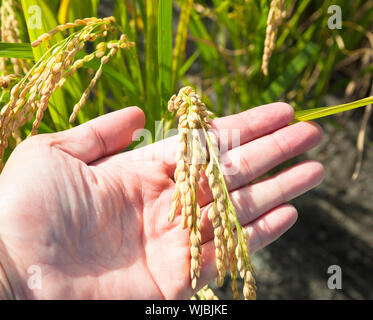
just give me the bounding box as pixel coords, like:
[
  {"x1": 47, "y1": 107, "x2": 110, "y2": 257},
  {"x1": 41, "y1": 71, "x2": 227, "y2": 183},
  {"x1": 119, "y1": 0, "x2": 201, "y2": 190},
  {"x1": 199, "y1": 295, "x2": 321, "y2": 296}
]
[{"x1": 168, "y1": 87, "x2": 256, "y2": 299}]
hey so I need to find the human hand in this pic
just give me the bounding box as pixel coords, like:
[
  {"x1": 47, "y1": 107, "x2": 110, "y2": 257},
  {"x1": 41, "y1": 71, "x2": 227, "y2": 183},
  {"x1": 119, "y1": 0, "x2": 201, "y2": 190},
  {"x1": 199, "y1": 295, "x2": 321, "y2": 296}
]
[{"x1": 0, "y1": 103, "x2": 323, "y2": 299}]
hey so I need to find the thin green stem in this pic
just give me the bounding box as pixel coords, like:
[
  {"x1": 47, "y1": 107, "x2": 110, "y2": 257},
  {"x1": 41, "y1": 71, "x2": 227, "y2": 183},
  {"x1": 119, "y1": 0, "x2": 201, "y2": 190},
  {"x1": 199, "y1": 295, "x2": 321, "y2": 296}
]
[{"x1": 197, "y1": 114, "x2": 250, "y2": 270}]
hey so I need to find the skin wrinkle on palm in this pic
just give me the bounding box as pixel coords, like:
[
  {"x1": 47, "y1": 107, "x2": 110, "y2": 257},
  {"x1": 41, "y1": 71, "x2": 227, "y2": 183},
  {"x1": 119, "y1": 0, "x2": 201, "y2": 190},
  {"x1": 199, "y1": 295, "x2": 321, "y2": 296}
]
[{"x1": 0, "y1": 103, "x2": 324, "y2": 299}]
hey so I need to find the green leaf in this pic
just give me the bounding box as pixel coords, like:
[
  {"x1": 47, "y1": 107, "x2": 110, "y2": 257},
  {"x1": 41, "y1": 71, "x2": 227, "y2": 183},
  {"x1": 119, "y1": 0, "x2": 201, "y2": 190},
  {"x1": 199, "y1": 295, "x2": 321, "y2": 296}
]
[
  {"x1": 172, "y1": 0, "x2": 194, "y2": 90},
  {"x1": 58, "y1": 0, "x2": 98, "y2": 24},
  {"x1": 21, "y1": 0, "x2": 64, "y2": 61},
  {"x1": 158, "y1": 0, "x2": 173, "y2": 112},
  {"x1": 76, "y1": 52, "x2": 138, "y2": 97},
  {"x1": 294, "y1": 96, "x2": 373, "y2": 121},
  {"x1": 259, "y1": 42, "x2": 319, "y2": 104},
  {"x1": 0, "y1": 42, "x2": 34, "y2": 59},
  {"x1": 179, "y1": 50, "x2": 200, "y2": 77},
  {"x1": 145, "y1": 0, "x2": 159, "y2": 134},
  {"x1": 114, "y1": 0, "x2": 144, "y2": 100},
  {"x1": 21, "y1": 0, "x2": 69, "y2": 131},
  {"x1": 57, "y1": 0, "x2": 70, "y2": 24},
  {"x1": 189, "y1": 10, "x2": 219, "y2": 62}
]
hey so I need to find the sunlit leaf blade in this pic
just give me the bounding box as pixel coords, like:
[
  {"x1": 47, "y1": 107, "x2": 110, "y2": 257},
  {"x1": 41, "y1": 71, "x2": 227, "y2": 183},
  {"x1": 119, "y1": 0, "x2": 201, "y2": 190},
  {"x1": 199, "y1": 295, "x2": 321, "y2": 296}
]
[
  {"x1": 172, "y1": 0, "x2": 194, "y2": 90},
  {"x1": 21, "y1": 0, "x2": 69, "y2": 131},
  {"x1": 294, "y1": 96, "x2": 373, "y2": 121},
  {"x1": 158, "y1": 0, "x2": 172, "y2": 111},
  {"x1": 20, "y1": 0, "x2": 64, "y2": 61},
  {"x1": 145, "y1": 0, "x2": 159, "y2": 135},
  {"x1": 0, "y1": 42, "x2": 34, "y2": 59},
  {"x1": 57, "y1": 0, "x2": 70, "y2": 24},
  {"x1": 58, "y1": 0, "x2": 98, "y2": 24},
  {"x1": 179, "y1": 50, "x2": 199, "y2": 77},
  {"x1": 114, "y1": 0, "x2": 144, "y2": 102}
]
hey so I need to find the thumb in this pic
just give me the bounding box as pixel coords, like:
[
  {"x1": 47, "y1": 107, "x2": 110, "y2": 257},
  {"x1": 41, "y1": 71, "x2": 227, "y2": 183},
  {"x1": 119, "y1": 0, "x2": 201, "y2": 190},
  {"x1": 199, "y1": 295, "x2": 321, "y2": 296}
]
[{"x1": 47, "y1": 107, "x2": 145, "y2": 163}]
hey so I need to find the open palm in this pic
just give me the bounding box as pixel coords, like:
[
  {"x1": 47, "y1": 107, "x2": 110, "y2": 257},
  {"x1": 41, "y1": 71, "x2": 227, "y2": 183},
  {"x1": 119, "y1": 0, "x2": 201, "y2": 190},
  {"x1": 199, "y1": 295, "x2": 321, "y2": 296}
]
[{"x1": 0, "y1": 104, "x2": 324, "y2": 300}]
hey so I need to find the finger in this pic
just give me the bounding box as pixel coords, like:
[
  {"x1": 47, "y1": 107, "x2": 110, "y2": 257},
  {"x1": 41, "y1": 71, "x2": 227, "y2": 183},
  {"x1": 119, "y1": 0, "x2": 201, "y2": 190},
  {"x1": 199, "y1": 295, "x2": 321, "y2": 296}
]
[
  {"x1": 200, "y1": 160, "x2": 324, "y2": 244},
  {"x1": 157, "y1": 121, "x2": 322, "y2": 227},
  {"x1": 198, "y1": 204, "x2": 298, "y2": 286},
  {"x1": 125, "y1": 102, "x2": 294, "y2": 170},
  {"x1": 210, "y1": 102, "x2": 294, "y2": 148},
  {"x1": 197, "y1": 121, "x2": 323, "y2": 205},
  {"x1": 42, "y1": 107, "x2": 145, "y2": 163}
]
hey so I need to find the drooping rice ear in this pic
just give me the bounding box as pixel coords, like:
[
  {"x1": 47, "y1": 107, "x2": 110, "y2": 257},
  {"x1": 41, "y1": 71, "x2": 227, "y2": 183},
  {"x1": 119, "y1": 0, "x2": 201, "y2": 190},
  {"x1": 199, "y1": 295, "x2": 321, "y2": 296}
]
[
  {"x1": 261, "y1": 0, "x2": 286, "y2": 76},
  {"x1": 168, "y1": 87, "x2": 256, "y2": 300}
]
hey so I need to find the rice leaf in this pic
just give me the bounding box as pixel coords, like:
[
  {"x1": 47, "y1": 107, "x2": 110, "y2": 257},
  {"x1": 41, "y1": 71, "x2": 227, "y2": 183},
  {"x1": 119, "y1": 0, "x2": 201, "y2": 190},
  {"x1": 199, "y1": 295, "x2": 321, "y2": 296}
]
[
  {"x1": 57, "y1": 0, "x2": 70, "y2": 24},
  {"x1": 0, "y1": 42, "x2": 34, "y2": 59},
  {"x1": 172, "y1": 0, "x2": 194, "y2": 90},
  {"x1": 179, "y1": 50, "x2": 200, "y2": 77},
  {"x1": 114, "y1": 0, "x2": 144, "y2": 98},
  {"x1": 158, "y1": 0, "x2": 173, "y2": 112},
  {"x1": 58, "y1": 0, "x2": 98, "y2": 23},
  {"x1": 145, "y1": 0, "x2": 159, "y2": 132},
  {"x1": 189, "y1": 10, "x2": 219, "y2": 62},
  {"x1": 21, "y1": 0, "x2": 69, "y2": 131},
  {"x1": 259, "y1": 42, "x2": 319, "y2": 104},
  {"x1": 294, "y1": 96, "x2": 373, "y2": 121}
]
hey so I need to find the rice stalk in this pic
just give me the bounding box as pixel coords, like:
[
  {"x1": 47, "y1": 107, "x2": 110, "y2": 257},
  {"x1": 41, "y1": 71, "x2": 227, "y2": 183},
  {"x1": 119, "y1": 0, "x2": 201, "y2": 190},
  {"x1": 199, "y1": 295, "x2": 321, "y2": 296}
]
[
  {"x1": 261, "y1": 0, "x2": 286, "y2": 76},
  {"x1": 168, "y1": 86, "x2": 212, "y2": 289},
  {"x1": 168, "y1": 86, "x2": 256, "y2": 300},
  {"x1": 352, "y1": 88, "x2": 373, "y2": 180}
]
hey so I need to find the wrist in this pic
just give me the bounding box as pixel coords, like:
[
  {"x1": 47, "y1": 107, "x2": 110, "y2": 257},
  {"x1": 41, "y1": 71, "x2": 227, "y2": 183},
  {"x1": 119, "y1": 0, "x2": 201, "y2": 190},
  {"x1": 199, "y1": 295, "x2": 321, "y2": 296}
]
[
  {"x1": 0, "y1": 238, "x2": 29, "y2": 300},
  {"x1": 0, "y1": 197, "x2": 29, "y2": 299},
  {"x1": 0, "y1": 259, "x2": 15, "y2": 300}
]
